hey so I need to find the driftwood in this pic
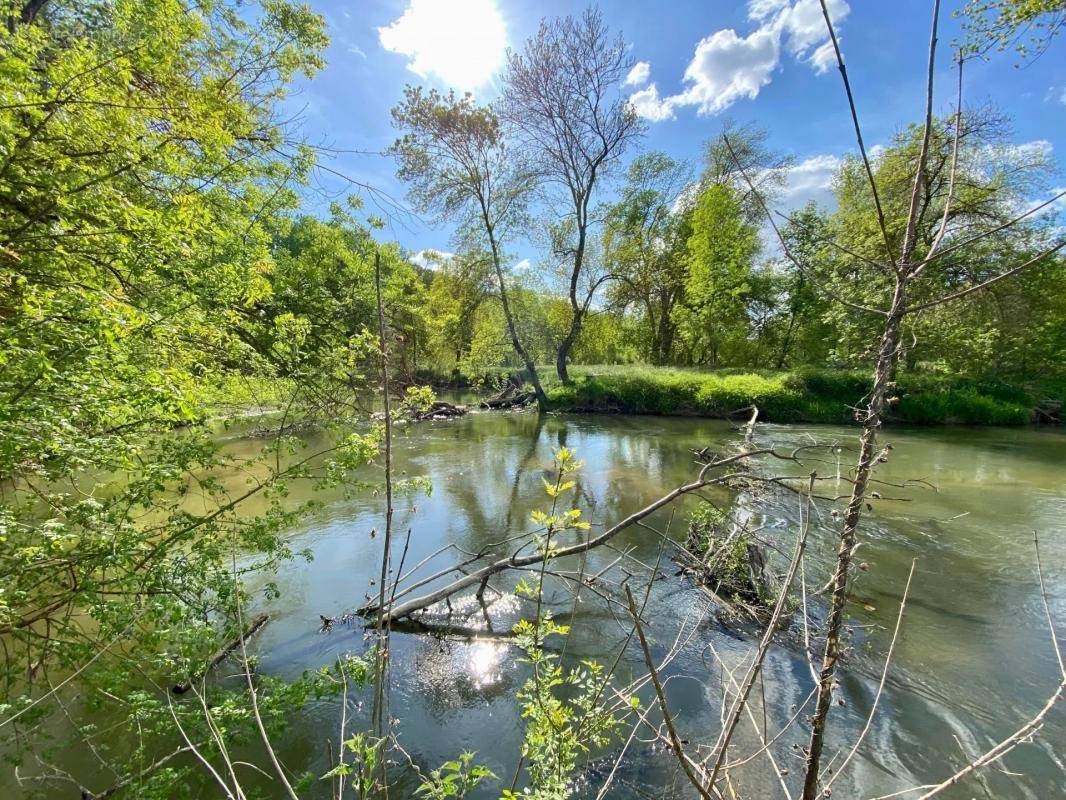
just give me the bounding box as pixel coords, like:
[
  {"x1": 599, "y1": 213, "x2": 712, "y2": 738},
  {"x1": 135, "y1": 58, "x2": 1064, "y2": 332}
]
[
  {"x1": 480, "y1": 391, "x2": 535, "y2": 410},
  {"x1": 479, "y1": 375, "x2": 535, "y2": 410},
  {"x1": 411, "y1": 400, "x2": 468, "y2": 421},
  {"x1": 1032, "y1": 400, "x2": 1061, "y2": 424},
  {"x1": 171, "y1": 613, "x2": 269, "y2": 694}
]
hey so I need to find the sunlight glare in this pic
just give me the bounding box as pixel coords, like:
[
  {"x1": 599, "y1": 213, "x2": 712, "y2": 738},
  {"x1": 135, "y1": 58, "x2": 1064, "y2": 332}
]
[
  {"x1": 465, "y1": 639, "x2": 506, "y2": 688},
  {"x1": 378, "y1": 0, "x2": 507, "y2": 91}
]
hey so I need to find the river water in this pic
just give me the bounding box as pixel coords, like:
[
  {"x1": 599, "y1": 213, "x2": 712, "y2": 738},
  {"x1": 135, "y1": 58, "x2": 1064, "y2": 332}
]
[
  {"x1": 234, "y1": 410, "x2": 1064, "y2": 799},
  {"x1": 13, "y1": 410, "x2": 1066, "y2": 798}
]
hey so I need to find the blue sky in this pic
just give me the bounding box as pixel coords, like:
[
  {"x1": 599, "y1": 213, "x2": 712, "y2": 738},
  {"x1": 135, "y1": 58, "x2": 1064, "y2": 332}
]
[{"x1": 280, "y1": 0, "x2": 1065, "y2": 264}]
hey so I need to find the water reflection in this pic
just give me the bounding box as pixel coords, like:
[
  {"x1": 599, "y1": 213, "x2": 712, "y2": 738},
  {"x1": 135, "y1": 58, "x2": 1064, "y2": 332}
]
[
  {"x1": 258, "y1": 415, "x2": 1066, "y2": 798},
  {"x1": 23, "y1": 411, "x2": 1063, "y2": 799}
]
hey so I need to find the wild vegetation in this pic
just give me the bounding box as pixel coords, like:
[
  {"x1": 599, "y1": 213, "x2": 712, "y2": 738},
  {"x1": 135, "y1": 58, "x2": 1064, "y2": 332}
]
[{"x1": 0, "y1": 1, "x2": 1063, "y2": 799}]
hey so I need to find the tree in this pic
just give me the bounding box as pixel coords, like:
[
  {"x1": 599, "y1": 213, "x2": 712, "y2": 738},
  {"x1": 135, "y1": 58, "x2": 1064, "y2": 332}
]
[
  {"x1": 961, "y1": 0, "x2": 1066, "y2": 57},
  {"x1": 419, "y1": 249, "x2": 495, "y2": 369},
  {"x1": 603, "y1": 152, "x2": 691, "y2": 365},
  {"x1": 677, "y1": 184, "x2": 761, "y2": 367},
  {"x1": 389, "y1": 87, "x2": 547, "y2": 405},
  {"x1": 770, "y1": 203, "x2": 835, "y2": 368},
  {"x1": 719, "y1": 8, "x2": 1066, "y2": 796},
  {"x1": 701, "y1": 120, "x2": 793, "y2": 225},
  {"x1": 822, "y1": 106, "x2": 1056, "y2": 370},
  {"x1": 501, "y1": 7, "x2": 644, "y2": 382},
  {"x1": 0, "y1": 3, "x2": 400, "y2": 795}
]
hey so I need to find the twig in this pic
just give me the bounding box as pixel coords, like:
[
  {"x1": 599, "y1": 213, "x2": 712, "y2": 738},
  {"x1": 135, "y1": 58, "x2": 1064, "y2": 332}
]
[{"x1": 624, "y1": 584, "x2": 717, "y2": 800}]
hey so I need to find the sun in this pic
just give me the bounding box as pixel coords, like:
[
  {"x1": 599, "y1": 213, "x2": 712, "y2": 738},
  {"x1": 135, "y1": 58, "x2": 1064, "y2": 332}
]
[{"x1": 378, "y1": 0, "x2": 507, "y2": 92}]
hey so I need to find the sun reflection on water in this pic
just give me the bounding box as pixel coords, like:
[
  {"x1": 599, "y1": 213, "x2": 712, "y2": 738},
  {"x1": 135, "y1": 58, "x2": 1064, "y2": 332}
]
[{"x1": 465, "y1": 639, "x2": 506, "y2": 689}]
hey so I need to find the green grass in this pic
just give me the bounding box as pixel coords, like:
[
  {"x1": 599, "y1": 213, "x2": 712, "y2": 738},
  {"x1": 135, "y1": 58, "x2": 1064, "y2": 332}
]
[{"x1": 532, "y1": 365, "x2": 1058, "y2": 426}]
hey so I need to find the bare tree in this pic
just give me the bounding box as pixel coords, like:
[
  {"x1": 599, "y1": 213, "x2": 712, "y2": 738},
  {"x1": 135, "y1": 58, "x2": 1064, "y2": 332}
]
[
  {"x1": 389, "y1": 87, "x2": 548, "y2": 406},
  {"x1": 500, "y1": 7, "x2": 644, "y2": 382}
]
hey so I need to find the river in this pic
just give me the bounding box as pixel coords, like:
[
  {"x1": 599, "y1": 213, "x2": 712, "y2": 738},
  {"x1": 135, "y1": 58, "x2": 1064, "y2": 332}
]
[{"x1": 13, "y1": 410, "x2": 1066, "y2": 798}]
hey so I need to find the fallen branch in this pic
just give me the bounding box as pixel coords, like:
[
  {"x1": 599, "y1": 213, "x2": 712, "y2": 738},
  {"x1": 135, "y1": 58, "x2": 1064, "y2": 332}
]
[
  {"x1": 358, "y1": 448, "x2": 782, "y2": 623},
  {"x1": 480, "y1": 391, "x2": 535, "y2": 410},
  {"x1": 171, "y1": 613, "x2": 269, "y2": 695},
  {"x1": 625, "y1": 584, "x2": 718, "y2": 800},
  {"x1": 411, "y1": 400, "x2": 468, "y2": 420}
]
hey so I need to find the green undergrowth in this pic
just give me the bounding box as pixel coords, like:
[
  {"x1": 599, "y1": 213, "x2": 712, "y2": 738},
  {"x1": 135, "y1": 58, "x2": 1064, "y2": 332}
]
[{"x1": 536, "y1": 366, "x2": 1061, "y2": 426}]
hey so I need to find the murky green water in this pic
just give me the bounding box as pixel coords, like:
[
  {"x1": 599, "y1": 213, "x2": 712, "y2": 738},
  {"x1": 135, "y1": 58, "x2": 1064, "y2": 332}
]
[{"x1": 12, "y1": 410, "x2": 1066, "y2": 798}]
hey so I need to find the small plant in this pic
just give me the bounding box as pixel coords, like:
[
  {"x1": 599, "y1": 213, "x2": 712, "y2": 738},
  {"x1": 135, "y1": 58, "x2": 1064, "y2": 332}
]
[
  {"x1": 321, "y1": 732, "x2": 383, "y2": 799},
  {"x1": 416, "y1": 752, "x2": 496, "y2": 798},
  {"x1": 685, "y1": 505, "x2": 776, "y2": 610},
  {"x1": 505, "y1": 448, "x2": 628, "y2": 799}
]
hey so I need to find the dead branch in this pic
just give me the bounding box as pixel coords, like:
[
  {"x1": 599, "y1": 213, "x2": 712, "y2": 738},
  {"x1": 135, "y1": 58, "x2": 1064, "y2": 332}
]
[
  {"x1": 706, "y1": 474, "x2": 815, "y2": 790},
  {"x1": 624, "y1": 584, "x2": 718, "y2": 800},
  {"x1": 357, "y1": 447, "x2": 799, "y2": 623},
  {"x1": 171, "y1": 613, "x2": 269, "y2": 695}
]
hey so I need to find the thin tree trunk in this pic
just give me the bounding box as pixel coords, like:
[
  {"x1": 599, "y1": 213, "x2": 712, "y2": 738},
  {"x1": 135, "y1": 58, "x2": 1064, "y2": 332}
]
[
  {"x1": 371, "y1": 251, "x2": 395, "y2": 741},
  {"x1": 556, "y1": 324, "x2": 579, "y2": 383},
  {"x1": 801, "y1": 280, "x2": 906, "y2": 800},
  {"x1": 557, "y1": 220, "x2": 588, "y2": 383},
  {"x1": 486, "y1": 226, "x2": 547, "y2": 408}
]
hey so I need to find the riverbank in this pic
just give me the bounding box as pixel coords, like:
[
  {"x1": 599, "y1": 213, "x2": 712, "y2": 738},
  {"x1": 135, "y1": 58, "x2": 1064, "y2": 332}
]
[{"x1": 420, "y1": 366, "x2": 1064, "y2": 426}]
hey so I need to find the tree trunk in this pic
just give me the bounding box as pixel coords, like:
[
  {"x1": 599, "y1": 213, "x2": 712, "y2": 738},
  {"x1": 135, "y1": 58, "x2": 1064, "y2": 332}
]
[
  {"x1": 556, "y1": 323, "x2": 579, "y2": 383},
  {"x1": 801, "y1": 281, "x2": 906, "y2": 800},
  {"x1": 486, "y1": 231, "x2": 547, "y2": 409}
]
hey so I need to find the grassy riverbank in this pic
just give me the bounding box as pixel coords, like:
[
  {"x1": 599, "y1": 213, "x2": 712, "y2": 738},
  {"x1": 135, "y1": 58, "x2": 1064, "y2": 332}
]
[
  {"x1": 421, "y1": 365, "x2": 1062, "y2": 425},
  {"x1": 543, "y1": 366, "x2": 1063, "y2": 425}
]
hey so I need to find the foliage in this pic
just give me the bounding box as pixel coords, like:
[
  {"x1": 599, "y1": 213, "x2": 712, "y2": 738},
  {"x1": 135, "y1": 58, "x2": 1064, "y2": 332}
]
[
  {"x1": 416, "y1": 752, "x2": 495, "y2": 799},
  {"x1": 960, "y1": 0, "x2": 1066, "y2": 56},
  {"x1": 543, "y1": 365, "x2": 1047, "y2": 425},
  {"x1": 506, "y1": 449, "x2": 626, "y2": 799},
  {"x1": 686, "y1": 506, "x2": 773, "y2": 606},
  {"x1": 603, "y1": 152, "x2": 691, "y2": 365},
  {"x1": 321, "y1": 732, "x2": 383, "y2": 799},
  {"x1": 677, "y1": 183, "x2": 763, "y2": 367}
]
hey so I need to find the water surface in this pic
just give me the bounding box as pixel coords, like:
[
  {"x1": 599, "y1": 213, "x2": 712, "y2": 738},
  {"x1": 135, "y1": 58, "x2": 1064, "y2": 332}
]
[
  {"x1": 13, "y1": 411, "x2": 1066, "y2": 798},
  {"x1": 247, "y1": 411, "x2": 1065, "y2": 799}
]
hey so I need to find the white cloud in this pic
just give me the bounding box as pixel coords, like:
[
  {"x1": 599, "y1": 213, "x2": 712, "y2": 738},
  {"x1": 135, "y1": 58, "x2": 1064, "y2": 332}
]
[
  {"x1": 1004, "y1": 139, "x2": 1054, "y2": 161},
  {"x1": 410, "y1": 249, "x2": 454, "y2": 270},
  {"x1": 777, "y1": 0, "x2": 848, "y2": 56},
  {"x1": 627, "y1": 83, "x2": 677, "y2": 121},
  {"x1": 1042, "y1": 85, "x2": 1066, "y2": 105},
  {"x1": 780, "y1": 154, "x2": 842, "y2": 203},
  {"x1": 749, "y1": 153, "x2": 843, "y2": 217},
  {"x1": 512, "y1": 258, "x2": 531, "y2": 271},
  {"x1": 378, "y1": 0, "x2": 506, "y2": 91},
  {"x1": 748, "y1": 0, "x2": 791, "y2": 18},
  {"x1": 809, "y1": 39, "x2": 836, "y2": 74},
  {"x1": 629, "y1": 0, "x2": 849, "y2": 121},
  {"x1": 624, "y1": 61, "x2": 651, "y2": 87},
  {"x1": 676, "y1": 27, "x2": 780, "y2": 115},
  {"x1": 347, "y1": 44, "x2": 367, "y2": 60}
]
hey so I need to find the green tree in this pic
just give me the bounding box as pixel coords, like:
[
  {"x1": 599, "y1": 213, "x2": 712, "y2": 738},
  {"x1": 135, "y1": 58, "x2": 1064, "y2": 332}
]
[
  {"x1": 389, "y1": 86, "x2": 547, "y2": 405},
  {"x1": 769, "y1": 203, "x2": 835, "y2": 368},
  {"x1": 603, "y1": 152, "x2": 691, "y2": 364},
  {"x1": 0, "y1": 3, "x2": 403, "y2": 795},
  {"x1": 961, "y1": 0, "x2": 1066, "y2": 57},
  {"x1": 677, "y1": 185, "x2": 761, "y2": 367}
]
